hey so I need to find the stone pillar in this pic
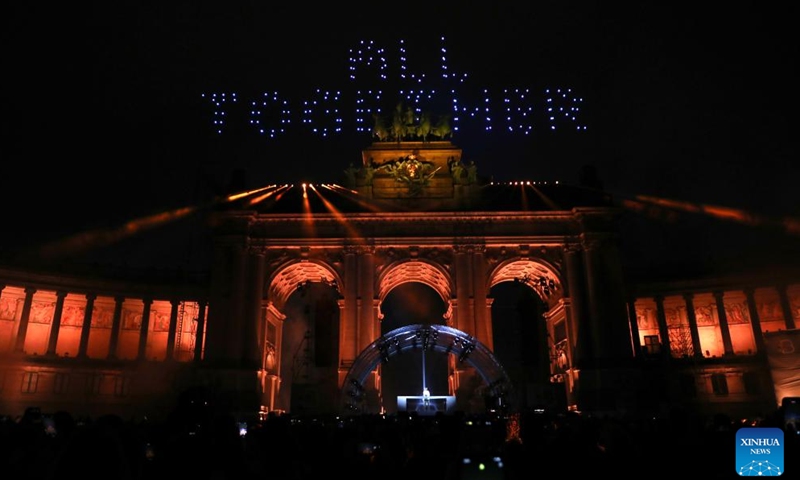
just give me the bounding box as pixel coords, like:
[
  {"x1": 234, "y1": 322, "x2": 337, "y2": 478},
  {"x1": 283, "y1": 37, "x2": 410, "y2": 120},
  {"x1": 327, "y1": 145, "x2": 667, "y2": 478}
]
[
  {"x1": 483, "y1": 297, "x2": 495, "y2": 352},
  {"x1": 205, "y1": 242, "x2": 247, "y2": 364},
  {"x1": 372, "y1": 299, "x2": 382, "y2": 348},
  {"x1": 337, "y1": 298, "x2": 348, "y2": 387},
  {"x1": 13, "y1": 287, "x2": 36, "y2": 353},
  {"x1": 626, "y1": 298, "x2": 642, "y2": 357},
  {"x1": 577, "y1": 233, "x2": 637, "y2": 413},
  {"x1": 472, "y1": 246, "x2": 491, "y2": 346},
  {"x1": 582, "y1": 236, "x2": 632, "y2": 360},
  {"x1": 453, "y1": 244, "x2": 479, "y2": 410},
  {"x1": 243, "y1": 251, "x2": 266, "y2": 367},
  {"x1": 654, "y1": 296, "x2": 671, "y2": 356},
  {"x1": 46, "y1": 291, "x2": 67, "y2": 356},
  {"x1": 682, "y1": 293, "x2": 703, "y2": 359},
  {"x1": 193, "y1": 300, "x2": 208, "y2": 362},
  {"x1": 108, "y1": 296, "x2": 124, "y2": 360},
  {"x1": 264, "y1": 375, "x2": 281, "y2": 414},
  {"x1": 263, "y1": 302, "x2": 288, "y2": 412},
  {"x1": 582, "y1": 242, "x2": 603, "y2": 358},
  {"x1": 228, "y1": 246, "x2": 248, "y2": 361},
  {"x1": 358, "y1": 247, "x2": 376, "y2": 351},
  {"x1": 137, "y1": 298, "x2": 153, "y2": 361},
  {"x1": 564, "y1": 244, "x2": 591, "y2": 365},
  {"x1": 713, "y1": 291, "x2": 735, "y2": 356},
  {"x1": 341, "y1": 246, "x2": 359, "y2": 365},
  {"x1": 744, "y1": 289, "x2": 766, "y2": 354},
  {"x1": 454, "y1": 245, "x2": 474, "y2": 335},
  {"x1": 166, "y1": 299, "x2": 180, "y2": 360},
  {"x1": 77, "y1": 293, "x2": 96, "y2": 358},
  {"x1": 778, "y1": 285, "x2": 797, "y2": 330}
]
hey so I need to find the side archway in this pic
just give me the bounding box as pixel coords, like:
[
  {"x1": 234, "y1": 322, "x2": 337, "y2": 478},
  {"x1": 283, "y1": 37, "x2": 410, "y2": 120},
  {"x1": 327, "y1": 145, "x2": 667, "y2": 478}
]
[
  {"x1": 488, "y1": 257, "x2": 568, "y2": 410},
  {"x1": 267, "y1": 260, "x2": 342, "y2": 310},
  {"x1": 340, "y1": 324, "x2": 513, "y2": 413},
  {"x1": 489, "y1": 258, "x2": 563, "y2": 307},
  {"x1": 377, "y1": 259, "x2": 452, "y2": 305}
]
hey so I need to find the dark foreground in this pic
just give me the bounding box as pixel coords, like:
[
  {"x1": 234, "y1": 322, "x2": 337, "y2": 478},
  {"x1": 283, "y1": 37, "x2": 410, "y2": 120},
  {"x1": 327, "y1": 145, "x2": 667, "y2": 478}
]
[{"x1": 1, "y1": 406, "x2": 797, "y2": 480}]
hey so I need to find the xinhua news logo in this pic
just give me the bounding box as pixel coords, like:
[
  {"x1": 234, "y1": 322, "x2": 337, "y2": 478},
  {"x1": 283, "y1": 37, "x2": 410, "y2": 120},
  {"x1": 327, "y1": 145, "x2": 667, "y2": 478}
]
[{"x1": 736, "y1": 427, "x2": 784, "y2": 476}]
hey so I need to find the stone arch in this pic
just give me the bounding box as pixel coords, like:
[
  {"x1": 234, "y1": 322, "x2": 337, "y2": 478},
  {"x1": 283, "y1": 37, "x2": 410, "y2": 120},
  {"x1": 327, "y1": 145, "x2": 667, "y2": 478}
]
[
  {"x1": 341, "y1": 324, "x2": 513, "y2": 413},
  {"x1": 377, "y1": 259, "x2": 452, "y2": 305},
  {"x1": 488, "y1": 258, "x2": 563, "y2": 306},
  {"x1": 267, "y1": 259, "x2": 342, "y2": 310}
]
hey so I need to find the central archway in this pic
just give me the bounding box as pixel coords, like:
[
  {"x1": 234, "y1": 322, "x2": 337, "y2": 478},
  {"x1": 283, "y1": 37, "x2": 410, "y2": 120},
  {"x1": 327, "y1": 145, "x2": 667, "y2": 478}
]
[{"x1": 340, "y1": 324, "x2": 513, "y2": 414}]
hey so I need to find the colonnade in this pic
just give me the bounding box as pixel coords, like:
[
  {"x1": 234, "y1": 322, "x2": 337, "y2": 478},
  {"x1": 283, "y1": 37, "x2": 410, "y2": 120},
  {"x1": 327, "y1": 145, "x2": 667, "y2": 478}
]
[
  {"x1": 0, "y1": 284, "x2": 207, "y2": 362},
  {"x1": 630, "y1": 285, "x2": 798, "y2": 359}
]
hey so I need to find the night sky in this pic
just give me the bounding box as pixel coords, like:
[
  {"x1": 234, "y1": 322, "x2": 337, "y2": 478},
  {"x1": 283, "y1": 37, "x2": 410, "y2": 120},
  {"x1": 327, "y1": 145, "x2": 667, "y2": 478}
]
[{"x1": 3, "y1": 3, "x2": 798, "y2": 279}]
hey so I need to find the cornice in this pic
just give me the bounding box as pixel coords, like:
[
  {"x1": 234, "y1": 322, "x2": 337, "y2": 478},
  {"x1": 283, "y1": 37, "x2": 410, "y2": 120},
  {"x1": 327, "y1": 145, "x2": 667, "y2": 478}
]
[{"x1": 0, "y1": 265, "x2": 209, "y2": 300}]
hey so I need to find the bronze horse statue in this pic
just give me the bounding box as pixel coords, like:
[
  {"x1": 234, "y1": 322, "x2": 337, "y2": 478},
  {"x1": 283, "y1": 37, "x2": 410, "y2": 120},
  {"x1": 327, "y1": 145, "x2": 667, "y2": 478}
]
[
  {"x1": 372, "y1": 113, "x2": 390, "y2": 141},
  {"x1": 430, "y1": 114, "x2": 452, "y2": 140},
  {"x1": 371, "y1": 105, "x2": 453, "y2": 142}
]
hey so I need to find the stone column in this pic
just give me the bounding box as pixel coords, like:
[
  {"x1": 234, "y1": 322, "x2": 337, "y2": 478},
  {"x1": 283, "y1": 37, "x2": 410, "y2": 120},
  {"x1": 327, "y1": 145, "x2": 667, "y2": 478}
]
[
  {"x1": 340, "y1": 246, "x2": 359, "y2": 366},
  {"x1": 713, "y1": 291, "x2": 734, "y2": 356},
  {"x1": 77, "y1": 293, "x2": 96, "y2": 358},
  {"x1": 682, "y1": 293, "x2": 703, "y2": 359},
  {"x1": 744, "y1": 289, "x2": 766, "y2": 354},
  {"x1": 358, "y1": 246, "x2": 376, "y2": 351},
  {"x1": 453, "y1": 244, "x2": 479, "y2": 411},
  {"x1": 108, "y1": 296, "x2": 124, "y2": 360},
  {"x1": 372, "y1": 299, "x2": 382, "y2": 347},
  {"x1": 337, "y1": 298, "x2": 348, "y2": 387},
  {"x1": 193, "y1": 300, "x2": 208, "y2": 362},
  {"x1": 13, "y1": 287, "x2": 36, "y2": 353},
  {"x1": 778, "y1": 285, "x2": 797, "y2": 330},
  {"x1": 262, "y1": 302, "x2": 287, "y2": 411},
  {"x1": 654, "y1": 295, "x2": 671, "y2": 356},
  {"x1": 454, "y1": 244, "x2": 474, "y2": 335},
  {"x1": 483, "y1": 297, "x2": 495, "y2": 352},
  {"x1": 166, "y1": 299, "x2": 180, "y2": 360},
  {"x1": 137, "y1": 298, "x2": 153, "y2": 361},
  {"x1": 46, "y1": 291, "x2": 67, "y2": 356},
  {"x1": 582, "y1": 242, "x2": 603, "y2": 357},
  {"x1": 243, "y1": 251, "x2": 266, "y2": 367},
  {"x1": 564, "y1": 244, "x2": 590, "y2": 365},
  {"x1": 581, "y1": 235, "x2": 633, "y2": 361},
  {"x1": 472, "y1": 246, "x2": 491, "y2": 346},
  {"x1": 228, "y1": 246, "x2": 248, "y2": 361},
  {"x1": 205, "y1": 242, "x2": 247, "y2": 364},
  {"x1": 626, "y1": 298, "x2": 642, "y2": 357}
]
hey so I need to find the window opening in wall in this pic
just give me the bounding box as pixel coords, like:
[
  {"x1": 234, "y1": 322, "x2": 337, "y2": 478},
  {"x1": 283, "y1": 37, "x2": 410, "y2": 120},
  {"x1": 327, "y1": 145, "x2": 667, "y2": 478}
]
[
  {"x1": 54, "y1": 373, "x2": 69, "y2": 394},
  {"x1": 711, "y1": 373, "x2": 728, "y2": 395},
  {"x1": 22, "y1": 372, "x2": 38, "y2": 393},
  {"x1": 643, "y1": 335, "x2": 661, "y2": 355},
  {"x1": 114, "y1": 376, "x2": 130, "y2": 397},
  {"x1": 89, "y1": 374, "x2": 103, "y2": 395}
]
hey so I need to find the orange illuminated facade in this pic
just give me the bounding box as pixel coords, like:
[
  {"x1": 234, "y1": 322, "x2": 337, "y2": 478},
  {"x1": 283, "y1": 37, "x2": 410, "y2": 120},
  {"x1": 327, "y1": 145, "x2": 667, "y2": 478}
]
[{"x1": 0, "y1": 141, "x2": 798, "y2": 422}]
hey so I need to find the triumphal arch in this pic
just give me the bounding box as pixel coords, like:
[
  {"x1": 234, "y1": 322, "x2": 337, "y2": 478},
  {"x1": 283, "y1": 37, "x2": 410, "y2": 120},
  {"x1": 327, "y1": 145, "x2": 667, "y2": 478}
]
[{"x1": 202, "y1": 140, "x2": 636, "y2": 416}]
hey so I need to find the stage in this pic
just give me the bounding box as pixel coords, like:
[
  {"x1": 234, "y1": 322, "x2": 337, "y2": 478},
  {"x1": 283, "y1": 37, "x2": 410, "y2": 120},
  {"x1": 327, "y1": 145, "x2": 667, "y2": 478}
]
[{"x1": 397, "y1": 395, "x2": 456, "y2": 415}]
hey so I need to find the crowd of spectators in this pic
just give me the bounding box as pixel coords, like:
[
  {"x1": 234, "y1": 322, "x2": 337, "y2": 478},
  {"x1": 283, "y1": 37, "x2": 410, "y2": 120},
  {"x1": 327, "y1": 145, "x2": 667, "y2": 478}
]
[{"x1": 0, "y1": 403, "x2": 796, "y2": 480}]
